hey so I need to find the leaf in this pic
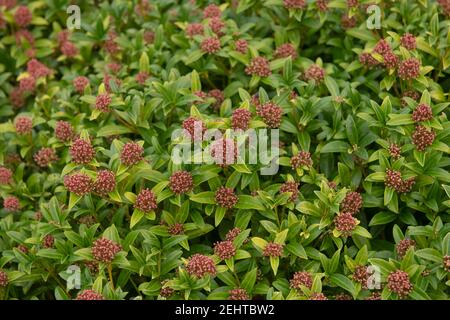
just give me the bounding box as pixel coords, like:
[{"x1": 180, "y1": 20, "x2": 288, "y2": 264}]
[
  {"x1": 415, "y1": 248, "x2": 443, "y2": 263},
  {"x1": 352, "y1": 226, "x2": 372, "y2": 238},
  {"x1": 191, "y1": 70, "x2": 201, "y2": 92},
  {"x1": 320, "y1": 141, "x2": 350, "y2": 153},
  {"x1": 392, "y1": 226, "x2": 404, "y2": 245},
  {"x1": 68, "y1": 193, "x2": 81, "y2": 211},
  {"x1": 189, "y1": 192, "x2": 216, "y2": 204},
  {"x1": 260, "y1": 220, "x2": 278, "y2": 234},
  {"x1": 368, "y1": 258, "x2": 396, "y2": 274},
  {"x1": 346, "y1": 28, "x2": 376, "y2": 41},
  {"x1": 346, "y1": 115, "x2": 358, "y2": 145},
  {"x1": 251, "y1": 237, "x2": 268, "y2": 250},
  {"x1": 416, "y1": 37, "x2": 439, "y2": 57},
  {"x1": 384, "y1": 187, "x2": 394, "y2": 206},
  {"x1": 443, "y1": 233, "x2": 450, "y2": 256},
  {"x1": 324, "y1": 76, "x2": 339, "y2": 97},
  {"x1": 241, "y1": 268, "x2": 257, "y2": 293},
  {"x1": 387, "y1": 114, "x2": 413, "y2": 126},
  {"x1": 330, "y1": 274, "x2": 356, "y2": 297},
  {"x1": 36, "y1": 249, "x2": 63, "y2": 260},
  {"x1": 97, "y1": 125, "x2": 133, "y2": 137},
  {"x1": 139, "y1": 52, "x2": 150, "y2": 73},
  {"x1": 235, "y1": 249, "x2": 251, "y2": 260},
  {"x1": 31, "y1": 17, "x2": 49, "y2": 26},
  {"x1": 286, "y1": 243, "x2": 308, "y2": 259},
  {"x1": 366, "y1": 172, "x2": 386, "y2": 182},
  {"x1": 130, "y1": 209, "x2": 144, "y2": 228},
  {"x1": 184, "y1": 50, "x2": 205, "y2": 64},
  {"x1": 74, "y1": 248, "x2": 93, "y2": 260},
  {"x1": 235, "y1": 195, "x2": 265, "y2": 211},
  {"x1": 270, "y1": 256, "x2": 279, "y2": 275},
  {"x1": 215, "y1": 206, "x2": 227, "y2": 226},
  {"x1": 409, "y1": 287, "x2": 431, "y2": 300},
  {"x1": 369, "y1": 212, "x2": 397, "y2": 226},
  {"x1": 274, "y1": 229, "x2": 288, "y2": 245}
]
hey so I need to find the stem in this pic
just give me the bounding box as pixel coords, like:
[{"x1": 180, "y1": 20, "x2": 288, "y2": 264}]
[
  {"x1": 232, "y1": 270, "x2": 241, "y2": 287},
  {"x1": 129, "y1": 277, "x2": 140, "y2": 296},
  {"x1": 39, "y1": 261, "x2": 71, "y2": 299},
  {"x1": 112, "y1": 110, "x2": 138, "y2": 134},
  {"x1": 107, "y1": 263, "x2": 114, "y2": 290}
]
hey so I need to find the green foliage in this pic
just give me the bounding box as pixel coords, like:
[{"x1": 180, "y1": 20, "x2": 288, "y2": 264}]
[{"x1": 0, "y1": 0, "x2": 449, "y2": 301}]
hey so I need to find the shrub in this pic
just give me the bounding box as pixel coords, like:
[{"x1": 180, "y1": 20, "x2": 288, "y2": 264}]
[{"x1": 0, "y1": 0, "x2": 449, "y2": 301}]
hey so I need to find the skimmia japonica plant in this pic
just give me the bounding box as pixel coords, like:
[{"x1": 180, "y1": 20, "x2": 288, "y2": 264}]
[{"x1": 0, "y1": 0, "x2": 449, "y2": 301}]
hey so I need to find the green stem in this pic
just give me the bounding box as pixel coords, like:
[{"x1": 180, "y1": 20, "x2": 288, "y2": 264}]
[{"x1": 107, "y1": 263, "x2": 115, "y2": 290}]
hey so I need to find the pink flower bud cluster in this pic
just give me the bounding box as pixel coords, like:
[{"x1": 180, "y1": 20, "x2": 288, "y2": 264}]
[
  {"x1": 389, "y1": 143, "x2": 401, "y2": 160},
  {"x1": 120, "y1": 142, "x2": 144, "y2": 166},
  {"x1": 398, "y1": 58, "x2": 420, "y2": 80},
  {"x1": 42, "y1": 234, "x2": 55, "y2": 248},
  {"x1": 214, "y1": 240, "x2": 236, "y2": 260},
  {"x1": 3, "y1": 196, "x2": 20, "y2": 212},
  {"x1": 290, "y1": 151, "x2": 312, "y2": 169},
  {"x1": 14, "y1": 6, "x2": 32, "y2": 27},
  {"x1": 186, "y1": 23, "x2": 204, "y2": 38},
  {"x1": 58, "y1": 30, "x2": 78, "y2": 57},
  {"x1": 0, "y1": 270, "x2": 9, "y2": 287},
  {"x1": 231, "y1": 108, "x2": 252, "y2": 131},
  {"x1": 76, "y1": 289, "x2": 104, "y2": 300},
  {"x1": 256, "y1": 102, "x2": 282, "y2": 128},
  {"x1": 70, "y1": 138, "x2": 96, "y2": 164},
  {"x1": 201, "y1": 37, "x2": 221, "y2": 54},
  {"x1": 334, "y1": 212, "x2": 357, "y2": 236},
  {"x1": 93, "y1": 170, "x2": 116, "y2": 195},
  {"x1": 262, "y1": 242, "x2": 283, "y2": 257},
  {"x1": 304, "y1": 64, "x2": 325, "y2": 83},
  {"x1": 73, "y1": 76, "x2": 89, "y2": 94},
  {"x1": 168, "y1": 223, "x2": 184, "y2": 235},
  {"x1": 412, "y1": 103, "x2": 433, "y2": 122},
  {"x1": 283, "y1": 0, "x2": 306, "y2": 9},
  {"x1": 15, "y1": 116, "x2": 33, "y2": 135},
  {"x1": 387, "y1": 270, "x2": 413, "y2": 298},
  {"x1": 340, "y1": 191, "x2": 363, "y2": 215},
  {"x1": 95, "y1": 94, "x2": 112, "y2": 112},
  {"x1": 203, "y1": 4, "x2": 221, "y2": 18},
  {"x1": 182, "y1": 116, "x2": 206, "y2": 141},
  {"x1": 245, "y1": 57, "x2": 271, "y2": 77},
  {"x1": 33, "y1": 148, "x2": 58, "y2": 167},
  {"x1": 317, "y1": 0, "x2": 329, "y2": 12},
  {"x1": 384, "y1": 169, "x2": 415, "y2": 193},
  {"x1": 211, "y1": 138, "x2": 238, "y2": 167},
  {"x1": 186, "y1": 254, "x2": 217, "y2": 277},
  {"x1": 400, "y1": 33, "x2": 417, "y2": 50},
  {"x1": 215, "y1": 186, "x2": 238, "y2": 208},
  {"x1": 352, "y1": 265, "x2": 371, "y2": 289},
  {"x1": 64, "y1": 173, "x2": 93, "y2": 196},
  {"x1": 290, "y1": 271, "x2": 313, "y2": 290},
  {"x1": 412, "y1": 125, "x2": 435, "y2": 151},
  {"x1": 0, "y1": 167, "x2": 13, "y2": 185},
  {"x1": 169, "y1": 171, "x2": 194, "y2": 194},
  {"x1": 279, "y1": 181, "x2": 299, "y2": 202},
  {"x1": 235, "y1": 39, "x2": 248, "y2": 53},
  {"x1": 275, "y1": 43, "x2": 297, "y2": 59},
  {"x1": 92, "y1": 237, "x2": 122, "y2": 263},
  {"x1": 228, "y1": 288, "x2": 250, "y2": 300},
  {"x1": 135, "y1": 188, "x2": 158, "y2": 213},
  {"x1": 396, "y1": 239, "x2": 416, "y2": 258}
]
